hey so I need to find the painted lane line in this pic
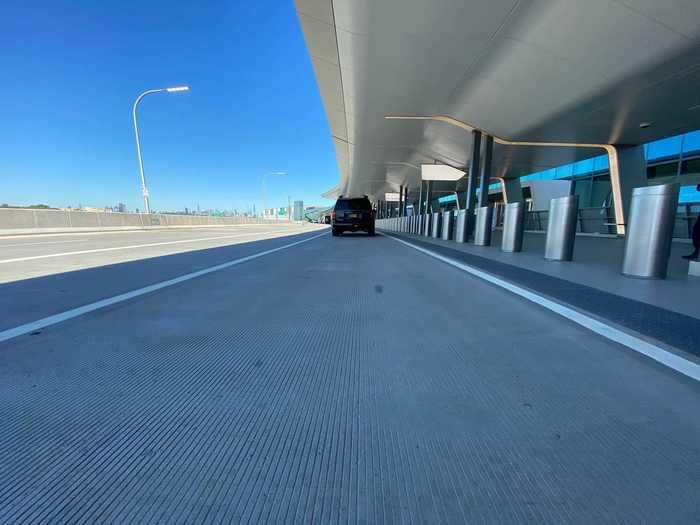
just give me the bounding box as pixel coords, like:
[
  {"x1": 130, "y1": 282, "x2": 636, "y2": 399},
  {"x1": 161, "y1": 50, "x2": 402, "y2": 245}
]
[
  {"x1": 0, "y1": 239, "x2": 86, "y2": 248},
  {"x1": 0, "y1": 231, "x2": 328, "y2": 344},
  {"x1": 0, "y1": 223, "x2": 313, "y2": 241},
  {"x1": 386, "y1": 234, "x2": 700, "y2": 382},
  {"x1": 0, "y1": 231, "x2": 295, "y2": 264}
]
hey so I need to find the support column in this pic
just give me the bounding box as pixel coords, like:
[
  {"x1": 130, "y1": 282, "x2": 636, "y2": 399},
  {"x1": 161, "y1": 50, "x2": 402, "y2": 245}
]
[
  {"x1": 610, "y1": 145, "x2": 647, "y2": 235},
  {"x1": 404, "y1": 186, "x2": 410, "y2": 216},
  {"x1": 416, "y1": 181, "x2": 424, "y2": 233},
  {"x1": 425, "y1": 181, "x2": 433, "y2": 213},
  {"x1": 417, "y1": 181, "x2": 424, "y2": 214},
  {"x1": 465, "y1": 130, "x2": 482, "y2": 211},
  {"x1": 501, "y1": 177, "x2": 523, "y2": 204},
  {"x1": 478, "y1": 134, "x2": 494, "y2": 208},
  {"x1": 422, "y1": 181, "x2": 434, "y2": 235}
]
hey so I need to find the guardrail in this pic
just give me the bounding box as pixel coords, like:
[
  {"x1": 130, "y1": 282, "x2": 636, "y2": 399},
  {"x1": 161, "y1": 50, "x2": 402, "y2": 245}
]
[
  {"x1": 512, "y1": 206, "x2": 697, "y2": 239},
  {"x1": 0, "y1": 208, "x2": 266, "y2": 234}
]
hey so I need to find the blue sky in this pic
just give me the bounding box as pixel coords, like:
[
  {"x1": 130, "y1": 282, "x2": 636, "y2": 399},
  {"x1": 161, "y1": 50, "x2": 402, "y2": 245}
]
[{"x1": 0, "y1": 0, "x2": 337, "y2": 212}]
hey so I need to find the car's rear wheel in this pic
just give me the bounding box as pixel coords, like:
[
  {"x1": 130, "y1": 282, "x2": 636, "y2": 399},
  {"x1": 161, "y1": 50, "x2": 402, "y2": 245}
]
[
  {"x1": 368, "y1": 226, "x2": 375, "y2": 236},
  {"x1": 332, "y1": 228, "x2": 341, "y2": 236}
]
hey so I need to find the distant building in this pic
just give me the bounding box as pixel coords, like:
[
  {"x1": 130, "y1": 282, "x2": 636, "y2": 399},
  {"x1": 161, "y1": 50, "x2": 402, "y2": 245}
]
[{"x1": 293, "y1": 200, "x2": 304, "y2": 221}]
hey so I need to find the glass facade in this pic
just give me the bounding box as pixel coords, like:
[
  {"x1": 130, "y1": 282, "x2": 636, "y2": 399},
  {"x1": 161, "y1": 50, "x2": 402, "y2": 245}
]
[{"x1": 438, "y1": 129, "x2": 700, "y2": 205}]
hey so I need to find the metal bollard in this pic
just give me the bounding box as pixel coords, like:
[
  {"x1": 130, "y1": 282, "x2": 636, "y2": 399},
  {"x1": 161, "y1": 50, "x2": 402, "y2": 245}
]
[
  {"x1": 441, "y1": 211, "x2": 453, "y2": 240},
  {"x1": 423, "y1": 213, "x2": 431, "y2": 236},
  {"x1": 454, "y1": 210, "x2": 468, "y2": 243},
  {"x1": 473, "y1": 206, "x2": 493, "y2": 246},
  {"x1": 544, "y1": 195, "x2": 579, "y2": 261},
  {"x1": 501, "y1": 202, "x2": 525, "y2": 252},
  {"x1": 689, "y1": 260, "x2": 700, "y2": 277},
  {"x1": 622, "y1": 183, "x2": 679, "y2": 279},
  {"x1": 431, "y1": 212, "x2": 442, "y2": 238}
]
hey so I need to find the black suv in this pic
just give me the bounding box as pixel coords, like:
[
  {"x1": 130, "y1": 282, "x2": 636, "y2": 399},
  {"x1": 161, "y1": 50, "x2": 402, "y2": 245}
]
[{"x1": 332, "y1": 196, "x2": 375, "y2": 236}]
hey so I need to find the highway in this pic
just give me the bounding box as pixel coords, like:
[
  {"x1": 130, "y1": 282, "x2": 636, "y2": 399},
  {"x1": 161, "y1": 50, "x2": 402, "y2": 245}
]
[
  {"x1": 0, "y1": 223, "x2": 324, "y2": 284},
  {"x1": 1, "y1": 228, "x2": 699, "y2": 522}
]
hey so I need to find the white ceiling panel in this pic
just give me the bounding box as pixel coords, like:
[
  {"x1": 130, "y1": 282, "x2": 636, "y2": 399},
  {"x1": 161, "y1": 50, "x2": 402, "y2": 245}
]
[{"x1": 296, "y1": 0, "x2": 700, "y2": 199}]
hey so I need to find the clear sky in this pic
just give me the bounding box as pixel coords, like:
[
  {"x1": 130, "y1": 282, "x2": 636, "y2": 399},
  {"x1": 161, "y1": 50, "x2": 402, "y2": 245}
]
[{"x1": 0, "y1": 0, "x2": 337, "y2": 212}]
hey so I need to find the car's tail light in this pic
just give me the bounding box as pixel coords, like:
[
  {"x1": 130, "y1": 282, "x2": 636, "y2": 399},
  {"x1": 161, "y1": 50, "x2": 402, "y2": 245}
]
[{"x1": 331, "y1": 209, "x2": 336, "y2": 219}]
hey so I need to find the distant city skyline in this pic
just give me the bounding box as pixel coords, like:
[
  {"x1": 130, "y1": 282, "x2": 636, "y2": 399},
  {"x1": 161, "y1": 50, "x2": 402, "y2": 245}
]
[{"x1": 1, "y1": 1, "x2": 337, "y2": 212}]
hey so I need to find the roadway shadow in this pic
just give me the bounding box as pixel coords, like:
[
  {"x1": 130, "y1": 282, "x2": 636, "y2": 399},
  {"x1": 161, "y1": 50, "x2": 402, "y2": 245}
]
[{"x1": 1, "y1": 229, "x2": 328, "y2": 332}]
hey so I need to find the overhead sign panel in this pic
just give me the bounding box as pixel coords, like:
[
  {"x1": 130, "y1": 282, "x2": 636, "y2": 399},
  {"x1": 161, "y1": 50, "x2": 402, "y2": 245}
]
[
  {"x1": 421, "y1": 164, "x2": 465, "y2": 181},
  {"x1": 385, "y1": 192, "x2": 400, "y2": 202}
]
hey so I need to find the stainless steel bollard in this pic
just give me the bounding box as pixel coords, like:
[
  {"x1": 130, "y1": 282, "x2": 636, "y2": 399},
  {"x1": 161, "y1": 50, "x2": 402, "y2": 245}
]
[
  {"x1": 501, "y1": 202, "x2": 525, "y2": 252},
  {"x1": 454, "y1": 210, "x2": 468, "y2": 243},
  {"x1": 622, "y1": 183, "x2": 679, "y2": 279},
  {"x1": 689, "y1": 260, "x2": 700, "y2": 277},
  {"x1": 544, "y1": 194, "x2": 579, "y2": 261},
  {"x1": 473, "y1": 206, "x2": 493, "y2": 246},
  {"x1": 441, "y1": 211, "x2": 453, "y2": 240},
  {"x1": 431, "y1": 212, "x2": 442, "y2": 238},
  {"x1": 423, "y1": 213, "x2": 431, "y2": 236}
]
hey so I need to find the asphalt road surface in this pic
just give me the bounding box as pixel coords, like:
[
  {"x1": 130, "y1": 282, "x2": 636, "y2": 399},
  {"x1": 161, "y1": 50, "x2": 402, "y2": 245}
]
[{"x1": 1, "y1": 229, "x2": 698, "y2": 523}]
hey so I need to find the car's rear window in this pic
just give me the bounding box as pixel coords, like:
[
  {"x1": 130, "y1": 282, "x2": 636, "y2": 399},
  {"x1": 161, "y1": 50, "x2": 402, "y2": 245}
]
[{"x1": 335, "y1": 198, "x2": 371, "y2": 211}]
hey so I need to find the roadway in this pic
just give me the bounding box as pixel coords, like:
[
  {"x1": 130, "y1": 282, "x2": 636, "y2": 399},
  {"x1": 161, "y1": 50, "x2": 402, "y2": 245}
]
[
  {"x1": 0, "y1": 223, "x2": 324, "y2": 284},
  {"x1": 1, "y1": 229, "x2": 699, "y2": 523}
]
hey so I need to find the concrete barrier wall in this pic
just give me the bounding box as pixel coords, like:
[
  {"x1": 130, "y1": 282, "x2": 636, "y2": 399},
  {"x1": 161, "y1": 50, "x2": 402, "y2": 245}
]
[{"x1": 0, "y1": 208, "x2": 267, "y2": 235}]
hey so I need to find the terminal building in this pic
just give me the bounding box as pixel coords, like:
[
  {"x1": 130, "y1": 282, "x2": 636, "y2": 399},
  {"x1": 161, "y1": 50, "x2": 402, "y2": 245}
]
[{"x1": 296, "y1": 0, "x2": 700, "y2": 277}]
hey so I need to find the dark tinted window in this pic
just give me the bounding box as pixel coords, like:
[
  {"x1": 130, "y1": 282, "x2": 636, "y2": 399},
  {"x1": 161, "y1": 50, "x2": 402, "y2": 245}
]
[{"x1": 335, "y1": 198, "x2": 371, "y2": 211}]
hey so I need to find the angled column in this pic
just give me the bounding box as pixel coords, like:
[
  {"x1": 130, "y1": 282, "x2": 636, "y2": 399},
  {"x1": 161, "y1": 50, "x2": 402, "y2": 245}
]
[
  {"x1": 465, "y1": 130, "x2": 482, "y2": 211},
  {"x1": 416, "y1": 181, "x2": 424, "y2": 233},
  {"x1": 404, "y1": 185, "x2": 410, "y2": 216},
  {"x1": 472, "y1": 135, "x2": 495, "y2": 245},
  {"x1": 611, "y1": 145, "x2": 647, "y2": 235},
  {"x1": 501, "y1": 177, "x2": 523, "y2": 204},
  {"x1": 478, "y1": 135, "x2": 494, "y2": 208},
  {"x1": 423, "y1": 181, "x2": 433, "y2": 236},
  {"x1": 460, "y1": 130, "x2": 482, "y2": 241}
]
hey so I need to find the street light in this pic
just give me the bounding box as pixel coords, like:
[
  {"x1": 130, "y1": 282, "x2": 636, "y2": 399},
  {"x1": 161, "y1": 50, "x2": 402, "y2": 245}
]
[
  {"x1": 132, "y1": 85, "x2": 190, "y2": 214},
  {"x1": 262, "y1": 171, "x2": 286, "y2": 219}
]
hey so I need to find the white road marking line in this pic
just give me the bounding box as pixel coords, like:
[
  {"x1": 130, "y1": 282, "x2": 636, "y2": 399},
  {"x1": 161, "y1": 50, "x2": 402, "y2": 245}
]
[
  {"x1": 0, "y1": 230, "x2": 300, "y2": 264},
  {"x1": 0, "y1": 224, "x2": 283, "y2": 241},
  {"x1": 386, "y1": 234, "x2": 700, "y2": 382},
  {"x1": 0, "y1": 231, "x2": 328, "y2": 343},
  {"x1": 0, "y1": 239, "x2": 86, "y2": 248}
]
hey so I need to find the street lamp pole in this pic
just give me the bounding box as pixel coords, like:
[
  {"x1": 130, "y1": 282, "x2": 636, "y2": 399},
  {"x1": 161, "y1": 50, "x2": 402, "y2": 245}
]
[{"x1": 132, "y1": 85, "x2": 190, "y2": 214}]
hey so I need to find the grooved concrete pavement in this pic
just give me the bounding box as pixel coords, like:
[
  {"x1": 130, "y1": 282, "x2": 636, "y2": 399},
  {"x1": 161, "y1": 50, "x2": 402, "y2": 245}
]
[{"x1": 1, "y1": 232, "x2": 699, "y2": 523}]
